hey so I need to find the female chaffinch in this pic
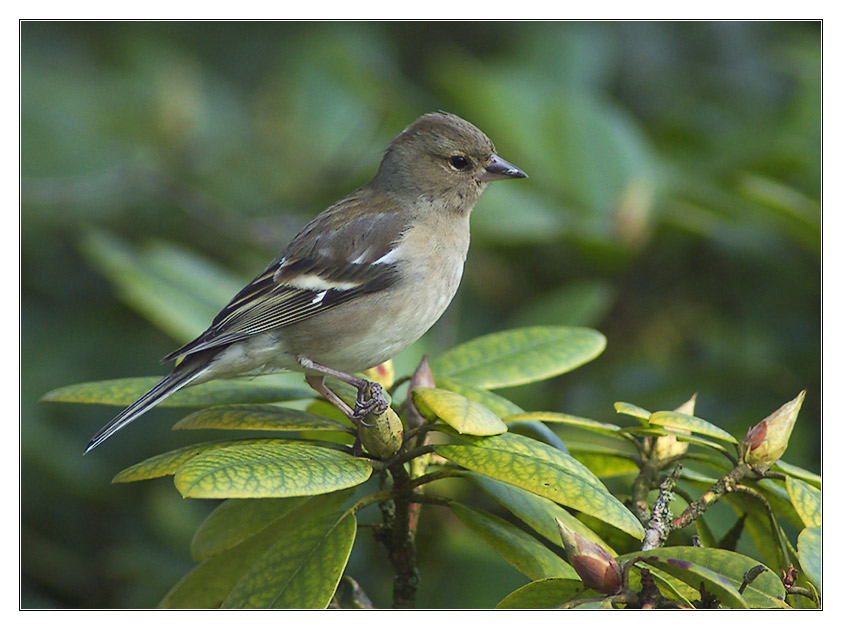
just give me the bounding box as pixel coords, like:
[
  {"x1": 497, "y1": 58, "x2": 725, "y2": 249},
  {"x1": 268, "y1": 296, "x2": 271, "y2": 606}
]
[{"x1": 86, "y1": 111, "x2": 527, "y2": 452}]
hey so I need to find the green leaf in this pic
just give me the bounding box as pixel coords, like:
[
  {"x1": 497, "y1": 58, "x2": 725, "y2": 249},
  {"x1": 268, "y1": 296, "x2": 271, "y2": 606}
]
[
  {"x1": 507, "y1": 411, "x2": 622, "y2": 436},
  {"x1": 694, "y1": 516, "x2": 719, "y2": 550},
  {"x1": 468, "y1": 473, "x2": 616, "y2": 554},
  {"x1": 450, "y1": 503, "x2": 577, "y2": 581},
  {"x1": 721, "y1": 488, "x2": 791, "y2": 574},
  {"x1": 173, "y1": 442, "x2": 372, "y2": 498},
  {"x1": 786, "y1": 476, "x2": 821, "y2": 527},
  {"x1": 622, "y1": 547, "x2": 787, "y2": 609},
  {"x1": 506, "y1": 420, "x2": 569, "y2": 453},
  {"x1": 773, "y1": 460, "x2": 821, "y2": 488},
  {"x1": 222, "y1": 511, "x2": 357, "y2": 608},
  {"x1": 160, "y1": 491, "x2": 351, "y2": 608},
  {"x1": 458, "y1": 431, "x2": 604, "y2": 484},
  {"x1": 568, "y1": 448, "x2": 640, "y2": 478},
  {"x1": 628, "y1": 564, "x2": 697, "y2": 608},
  {"x1": 619, "y1": 425, "x2": 670, "y2": 438},
  {"x1": 676, "y1": 465, "x2": 719, "y2": 485},
  {"x1": 496, "y1": 578, "x2": 589, "y2": 608},
  {"x1": 174, "y1": 404, "x2": 351, "y2": 433},
  {"x1": 648, "y1": 410, "x2": 738, "y2": 444},
  {"x1": 43, "y1": 376, "x2": 312, "y2": 407},
  {"x1": 113, "y1": 439, "x2": 275, "y2": 483},
  {"x1": 613, "y1": 401, "x2": 651, "y2": 421},
  {"x1": 191, "y1": 497, "x2": 311, "y2": 560},
  {"x1": 437, "y1": 433, "x2": 644, "y2": 539},
  {"x1": 672, "y1": 433, "x2": 738, "y2": 461},
  {"x1": 754, "y1": 478, "x2": 806, "y2": 530},
  {"x1": 437, "y1": 377, "x2": 524, "y2": 417},
  {"x1": 432, "y1": 326, "x2": 606, "y2": 389},
  {"x1": 797, "y1": 527, "x2": 821, "y2": 593},
  {"x1": 411, "y1": 387, "x2": 507, "y2": 436},
  {"x1": 634, "y1": 556, "x2": 748, "y2": 608}
]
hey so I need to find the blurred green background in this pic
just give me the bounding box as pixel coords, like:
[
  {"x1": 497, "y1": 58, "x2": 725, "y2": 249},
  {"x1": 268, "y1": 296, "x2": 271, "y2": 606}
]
[{"x1": 21, "y1": 21, "x2": 820, "y2": 608}]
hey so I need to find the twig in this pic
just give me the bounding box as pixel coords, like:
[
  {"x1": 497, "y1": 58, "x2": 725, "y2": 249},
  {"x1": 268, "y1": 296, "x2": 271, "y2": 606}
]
[{"x1": 671, "y1": 462, "x2": 753, "y2": 531}]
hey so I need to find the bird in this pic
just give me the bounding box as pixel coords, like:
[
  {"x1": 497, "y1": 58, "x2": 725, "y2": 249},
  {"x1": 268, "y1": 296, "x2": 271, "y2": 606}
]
[{"x1": 85, "y1": 111, "x2": 527, "y2": 453}]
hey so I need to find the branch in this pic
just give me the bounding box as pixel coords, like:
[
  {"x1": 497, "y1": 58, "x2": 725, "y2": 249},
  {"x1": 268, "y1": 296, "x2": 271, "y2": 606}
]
[
  {"x1": 381, "y1": 463, "x2": 419, "y2": 608},
  {"x1": 642, "y1": 464, "x2": 682, "y2": 550}
]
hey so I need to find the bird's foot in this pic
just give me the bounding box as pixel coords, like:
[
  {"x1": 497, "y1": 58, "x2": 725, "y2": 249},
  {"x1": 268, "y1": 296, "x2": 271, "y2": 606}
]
[{"x1": 353, "y1": 381, "x2": 389, "y2": 424}]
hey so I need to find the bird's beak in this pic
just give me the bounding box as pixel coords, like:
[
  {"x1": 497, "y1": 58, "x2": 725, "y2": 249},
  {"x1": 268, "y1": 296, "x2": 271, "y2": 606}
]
[{"x1": 482, "y1": 154, "x2": 528, "y2": 181}]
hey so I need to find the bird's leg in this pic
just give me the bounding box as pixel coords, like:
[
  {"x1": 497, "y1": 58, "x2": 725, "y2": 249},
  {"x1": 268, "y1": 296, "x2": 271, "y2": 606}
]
[
  {"x1": 298, "y1": 357, "x2": 389, "y2": 423},
  {"x1": 305, "y1": 374, "x2": 356, "y2": 418},
  {"x1": 305, "y1": 374, "x2": 364, "y2": 455}
]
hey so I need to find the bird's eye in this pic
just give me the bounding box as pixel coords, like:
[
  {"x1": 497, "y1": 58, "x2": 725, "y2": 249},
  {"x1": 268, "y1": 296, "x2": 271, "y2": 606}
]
[{"x1": 448, "y1": 155, "x2": 469, "y2": 170}]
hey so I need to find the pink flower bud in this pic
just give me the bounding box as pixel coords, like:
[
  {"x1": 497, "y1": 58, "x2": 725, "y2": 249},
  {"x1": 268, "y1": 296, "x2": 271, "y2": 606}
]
[
  {"x1": 555, "y1": 518, "x2": 623, "y2": 594},
  {"x1": 744, "y1": 391, "x2": 806, "y2": 471}
]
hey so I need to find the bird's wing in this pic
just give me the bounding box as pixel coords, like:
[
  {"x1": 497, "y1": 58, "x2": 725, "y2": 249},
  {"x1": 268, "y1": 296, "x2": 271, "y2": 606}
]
[{"x1": 162, "y1": 202, "x2": 409, "y2": 362}]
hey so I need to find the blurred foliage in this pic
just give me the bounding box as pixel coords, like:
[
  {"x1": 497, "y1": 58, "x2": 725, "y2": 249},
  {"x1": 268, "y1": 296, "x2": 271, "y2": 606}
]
[{"x1": 21, "y1": 21, "x2": 819, "y2": 608}]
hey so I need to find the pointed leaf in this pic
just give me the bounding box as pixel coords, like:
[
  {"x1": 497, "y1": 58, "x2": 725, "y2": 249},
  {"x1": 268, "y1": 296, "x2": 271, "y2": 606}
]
[
  {"x1": 191, "y1": 497, "x2": 310, "y2": 560},
  {"x1": 160, "y1": 491, "x2": 351, "y2": 608},
  {"x1": 468, "y1": 473, "x2": 616, "y2": 554},
  {"x1": 786, "y1": 477, "x2": 821, "y2": 527},
  {"x1": 755, "y1": 478, "x2": 806, "y2": 529},
  {"x1": 671, "y1": 433, "x2": 737, "y2": 461},
  {"x1": 112, "y1": 439, "x2": 275, "y2": 483},
  {"x1": 174, "y1": 442, "x2": 372, "y2": 498},
  {"x1": 721, "y1": 488, "x2": 791, "y2": 574},
  {"x1": 174, "y1": 404, "x2": 350, "y2": 433},
  {"x1": 43, "y1": 376, "x2": 311, "y2": 407},
  {"x1": 411, "y1": 387, "x2": 507, "y2": 436},
  {"x1": 797, "y1": 527, "x2": 821, "y2": 593},
  {"x1": 222, "y1": 511, "x2": 356, "y2": 608},
  {"x1": 622, "y1": 547, "x2": 787, "y2": 609},
  {"x1": 496, "y1": 578, "x2": 589, "y2": 608},
  {"x1": 459, "y1": 432, "x2": 604, "y2": 484},
  {"x1": 450, "y1": 503, "x2": 577, "y2": 580},
  {"x1": 507, "y1": 411, "x2": 622, "y2": 436},
  {"x1": 436, "y1": 434, "x2": 644, "y2": 539},
  {"x1": 568, "y1": 447, "x2": 640, "y2": 479},
  {"x1": 773, "y1": 460, "x2": 821, "y2": 488},
  {"x1": 432, "y1": 326, "x2": 606, "y2": 389},
  {"x1": 649, "y1": 410, "x2": 738, "y2": 444},
  {"x1": 633, "y1": 555, "x2": 748, "y2": 608},
  {"x1": 438, "y1": 377, "x2": 524, "y2": 417},
  {"x1": 506, "y1": 420, "x2": 569, "y2": 453},
  {"x1": 614, "y1": 401, "x2": 651, "y2": 421}
]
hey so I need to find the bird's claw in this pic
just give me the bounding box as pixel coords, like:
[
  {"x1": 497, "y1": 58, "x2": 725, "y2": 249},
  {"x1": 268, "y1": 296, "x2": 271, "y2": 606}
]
[{"x1": 353, "y1": 381, "x2": 388, "y2": 424}]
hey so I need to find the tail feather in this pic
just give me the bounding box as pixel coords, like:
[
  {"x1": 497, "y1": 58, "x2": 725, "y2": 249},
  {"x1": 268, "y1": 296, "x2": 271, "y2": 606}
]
[{"x1": 85, "y1": 366, "x2": 207, "y2": 453}]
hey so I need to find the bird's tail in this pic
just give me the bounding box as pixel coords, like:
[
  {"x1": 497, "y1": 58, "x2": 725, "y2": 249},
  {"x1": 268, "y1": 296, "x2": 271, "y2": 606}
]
[{"x1": 85, "y1": 362, "x2": 209, "y2": 453}]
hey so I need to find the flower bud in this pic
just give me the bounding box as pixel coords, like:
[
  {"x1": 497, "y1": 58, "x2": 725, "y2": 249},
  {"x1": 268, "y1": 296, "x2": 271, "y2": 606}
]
[
  {"x1": 555, "y1": 518, "x2": 623, "y2": 594},
  {"x1": 652, "y1": 394, "x2": 696, "y2": 461},
  {"x1": 358, "y1": 407, "x2": 403, "y2": 459},
  {"x1": 744, "y1": 391, "x2": 806, "y2": 471},
  {"x1": 363, "y1": 360, "x2": 395, "y2": 390}
]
